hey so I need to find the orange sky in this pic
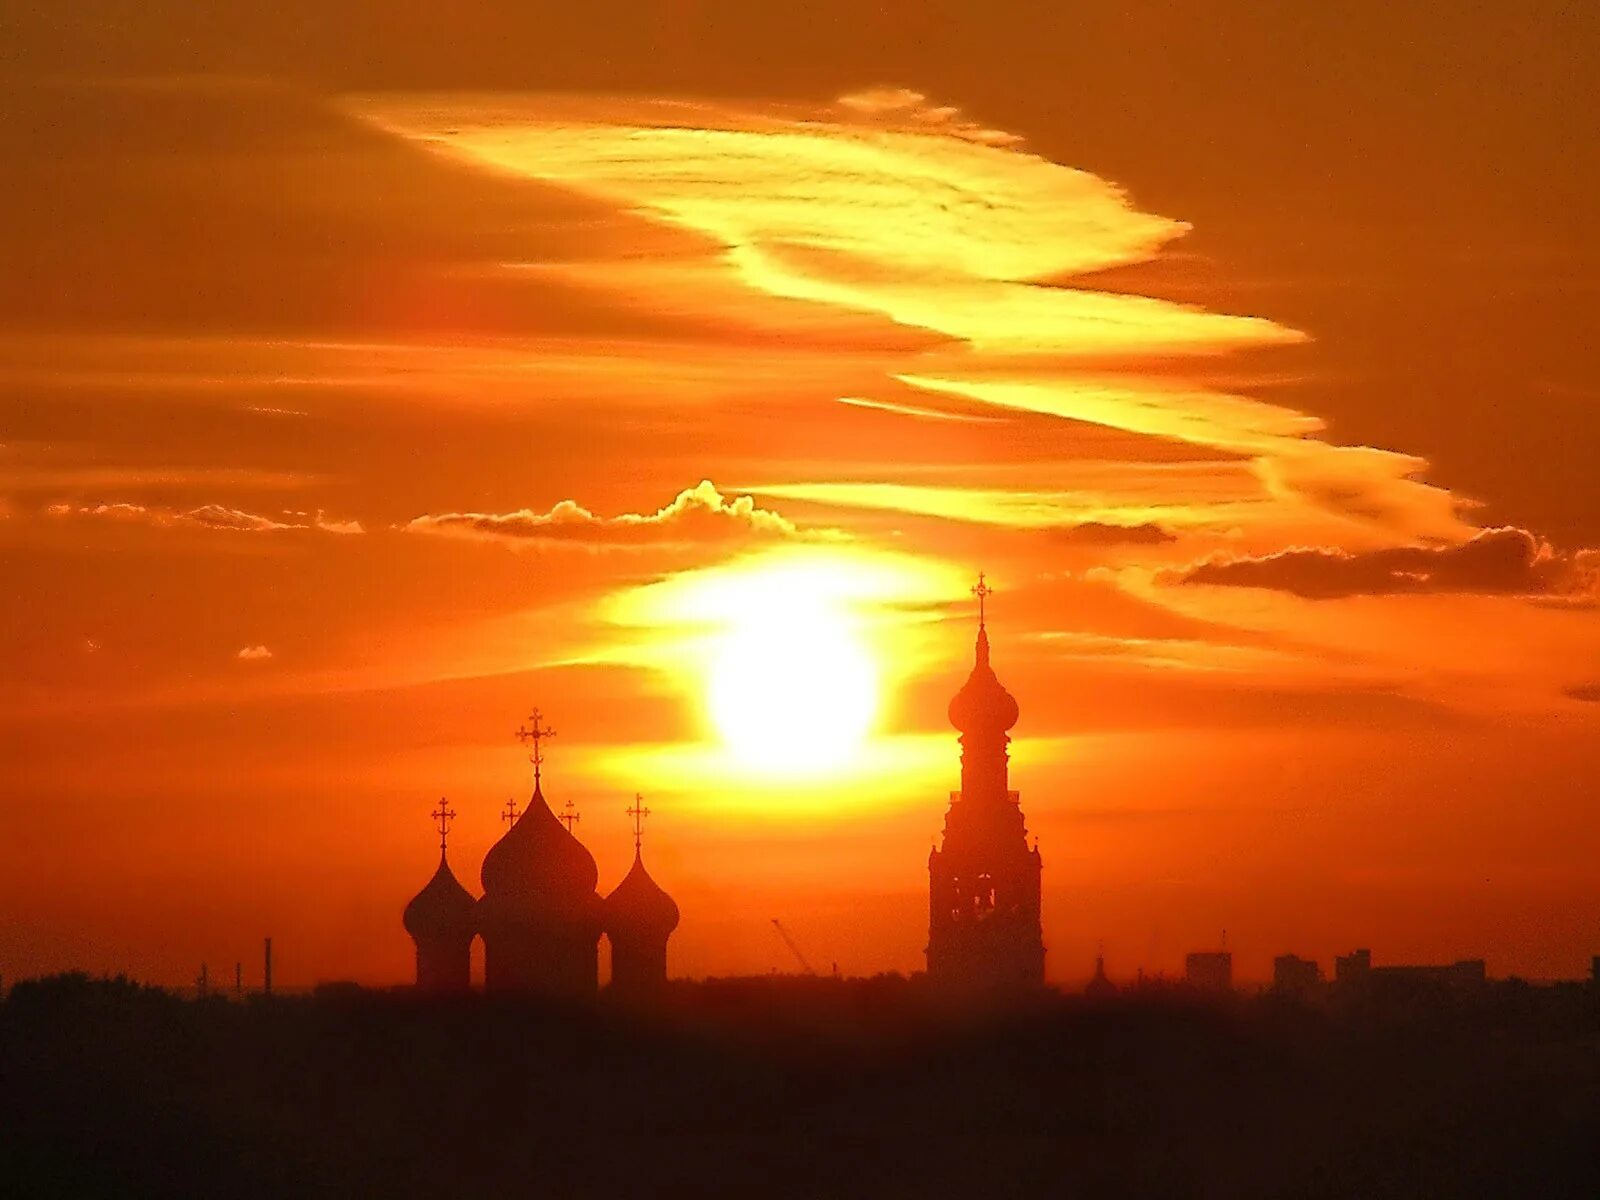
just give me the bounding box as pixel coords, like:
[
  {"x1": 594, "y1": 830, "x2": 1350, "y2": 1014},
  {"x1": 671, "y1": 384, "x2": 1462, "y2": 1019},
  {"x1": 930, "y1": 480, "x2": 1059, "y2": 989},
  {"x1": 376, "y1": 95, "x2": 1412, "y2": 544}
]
[{"x1": 2, "y1": 2, "x2": 1597, "y2": 988}]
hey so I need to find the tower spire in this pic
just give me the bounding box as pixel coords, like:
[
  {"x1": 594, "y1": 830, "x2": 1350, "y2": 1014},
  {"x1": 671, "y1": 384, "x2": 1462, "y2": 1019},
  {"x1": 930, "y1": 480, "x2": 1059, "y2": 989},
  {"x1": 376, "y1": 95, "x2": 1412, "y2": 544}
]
[
  {"x1": 431, "y1": 797, "x2": 456, "y2": 855},
  {"x1": 970, "y1": 572, "x2": 994, "y2": 666},
  {"x1": 626, "y1": 793, "x2": 651, "y2": 855},
  {"x1": 515, "y1": 708, "x2": 557, "y2": 793}
]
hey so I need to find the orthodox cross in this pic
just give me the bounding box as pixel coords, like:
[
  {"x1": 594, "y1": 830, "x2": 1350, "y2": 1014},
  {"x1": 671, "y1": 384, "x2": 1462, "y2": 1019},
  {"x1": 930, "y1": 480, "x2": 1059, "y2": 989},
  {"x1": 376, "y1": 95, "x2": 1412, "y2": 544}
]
[
  {"x1": 557, "y1": 795, "x2": 580, "y2": 834},
  {"x1": 431, "y1": 797, "x2": 456, "y2": 853},
  {"x1": 515, "y1": 708, "x2": 556, "y2": 790},
  {"x1": 626, "y1": 793, "x2": 651, "y2": 853},
  {"x1": 502, "y1": 796, "x2": 520, "y2": 828},
  {"x1": 972, "y1": 572, "x2": 992, "y2": 627}
]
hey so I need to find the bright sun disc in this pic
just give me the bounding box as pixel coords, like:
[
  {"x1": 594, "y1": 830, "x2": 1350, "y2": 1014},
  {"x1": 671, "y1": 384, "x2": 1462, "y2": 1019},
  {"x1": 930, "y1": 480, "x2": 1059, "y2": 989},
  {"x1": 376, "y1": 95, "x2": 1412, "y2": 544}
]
[{"x1": 708, "y1": 606, "x2": 878, "y2": 775}]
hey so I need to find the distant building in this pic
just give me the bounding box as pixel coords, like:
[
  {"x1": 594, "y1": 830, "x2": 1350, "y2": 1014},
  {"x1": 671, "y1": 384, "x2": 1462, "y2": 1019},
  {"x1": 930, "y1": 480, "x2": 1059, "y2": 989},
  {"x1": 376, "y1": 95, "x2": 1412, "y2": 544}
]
[
  {"x1": 1335, "y1": 948, "x2": 1372, "y2": 986},
  {"x1": 1591, "y1": 956, "x2": 1599, "y2": 988},
  {"x1": 1272, "y1": 954, "x2": 1322, "y2": 997},
  {"x1": 1381, "y1": 960, "x2": 1486, "y2": 987},
  {"x1": 1335, "y1": 949, "x2": 1487, "y2": 993},
  {"x1": 927, "y1": 578, "x2": 1045, "y2": 991},
  {"x1": 1186, "y1": 951, "x2": 1232, "y2": 992}
]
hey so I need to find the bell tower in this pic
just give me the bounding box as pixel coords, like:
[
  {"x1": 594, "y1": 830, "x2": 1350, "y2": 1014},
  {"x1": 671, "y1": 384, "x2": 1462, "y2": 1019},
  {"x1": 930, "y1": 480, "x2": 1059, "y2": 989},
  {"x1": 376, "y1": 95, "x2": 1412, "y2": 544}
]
[{"x1": 927, "y1": 576, "x2": 1045, "y2": 989}]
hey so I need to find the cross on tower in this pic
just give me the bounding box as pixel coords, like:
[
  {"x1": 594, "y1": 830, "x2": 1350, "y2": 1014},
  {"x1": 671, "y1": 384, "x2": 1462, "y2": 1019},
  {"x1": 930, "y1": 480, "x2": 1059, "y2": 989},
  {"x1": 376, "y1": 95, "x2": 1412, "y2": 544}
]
[
  {"x1": 515, "y1": 708, "x2": 557, "y2": 790},
  {"x1": 626, "y1": 793, "x2": 651, "y2": 853},
  {"x1": 431, "y1": 797, "x2": 456, "y2": 853},
  {"x1": 972, "y1": 572, "x2": 993, "y2": 628},
  {"x1": 502, "y1": 796, "x2": 520, "y2": 828}
]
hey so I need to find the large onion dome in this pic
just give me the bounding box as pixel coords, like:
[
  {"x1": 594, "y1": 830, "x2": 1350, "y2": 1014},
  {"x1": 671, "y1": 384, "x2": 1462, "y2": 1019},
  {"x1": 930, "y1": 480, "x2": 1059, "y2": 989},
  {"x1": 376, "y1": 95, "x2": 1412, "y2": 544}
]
[
  {"x1": 477, "y1": 784, "x2": 603, "y2": 931},
  {"x1": 947, "y1": 626, "x2": 1019, "y2": 734},
  {"x1": 402, "y1": 852, "x2": 477, "y2": 942},
  {"x1": 603, "y1": 852, "x2": 681, "y2": 941}
]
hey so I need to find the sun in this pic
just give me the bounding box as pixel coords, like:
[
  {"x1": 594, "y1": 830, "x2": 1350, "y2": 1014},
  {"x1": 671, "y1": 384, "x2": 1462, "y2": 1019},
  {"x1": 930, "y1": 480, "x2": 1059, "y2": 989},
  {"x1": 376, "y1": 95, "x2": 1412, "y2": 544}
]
[
  {"x1": 599, "y1": 544, "x2": 965, "y2": 780},
  {"x1": 707, "y1": 602, "x2": 879, "y2": 775}
]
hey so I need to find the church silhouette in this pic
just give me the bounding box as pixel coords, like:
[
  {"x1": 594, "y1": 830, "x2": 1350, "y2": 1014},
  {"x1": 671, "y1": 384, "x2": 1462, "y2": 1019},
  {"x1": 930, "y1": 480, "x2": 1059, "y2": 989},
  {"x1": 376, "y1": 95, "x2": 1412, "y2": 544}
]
[
  {"x1": 403, "y1": 712, "x2": 679, "y2": 997},
  {"x1": 403, "y1": 580, "x2": 1043, "y2": 994}
]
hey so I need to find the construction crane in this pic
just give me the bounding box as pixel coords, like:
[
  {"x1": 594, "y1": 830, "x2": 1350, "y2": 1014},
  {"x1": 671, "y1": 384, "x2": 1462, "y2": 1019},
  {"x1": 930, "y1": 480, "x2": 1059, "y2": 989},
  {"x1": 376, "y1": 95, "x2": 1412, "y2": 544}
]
[{"x1": 770, "y1": 919, "x2": 818, "y2": 976}]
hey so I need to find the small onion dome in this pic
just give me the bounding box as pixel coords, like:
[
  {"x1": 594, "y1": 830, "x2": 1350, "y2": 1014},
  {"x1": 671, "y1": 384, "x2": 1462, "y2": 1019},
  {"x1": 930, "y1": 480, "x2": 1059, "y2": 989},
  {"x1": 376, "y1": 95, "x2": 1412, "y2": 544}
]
[
  {"x1": 402, "y1": 852, "x2": 477, "y2": 942},
  {"x1": 478, "y1": 784, "x2": 602, "y2": 929},
  {"x1": 603, "y1": 852, "x2": 680, "y2": 941},
  {"x1": 1085, "y1": 955, "x2": 1117, "y2": 1000},
  {"x1": 947, "y1": 627, "x2": 1019, "y2": 734}
]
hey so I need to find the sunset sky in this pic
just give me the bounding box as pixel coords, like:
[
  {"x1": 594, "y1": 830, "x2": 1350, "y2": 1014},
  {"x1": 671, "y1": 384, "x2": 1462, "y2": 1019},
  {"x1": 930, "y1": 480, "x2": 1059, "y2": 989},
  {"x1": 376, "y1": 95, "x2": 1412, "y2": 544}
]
[{"x1": 2, "y1": 3, "x2": 1597, "y2": 988}]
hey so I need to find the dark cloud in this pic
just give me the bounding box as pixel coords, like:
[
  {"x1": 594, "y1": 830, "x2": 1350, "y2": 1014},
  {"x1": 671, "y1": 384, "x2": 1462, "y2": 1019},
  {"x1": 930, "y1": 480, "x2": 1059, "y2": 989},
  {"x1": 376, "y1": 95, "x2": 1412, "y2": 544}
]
[
  {"x1": 1048, "y1": 521, "x2": 1175, "y2": 546},
  {"x1": 1564, "y1": 683, "x2": 1600, "y2": 703},
  {"x1": 1173, "y1": 526, "x2": 1598, "y2": 599},
  {"x1": 404, "y1": 481, "x2": 818, "y2": 549}
]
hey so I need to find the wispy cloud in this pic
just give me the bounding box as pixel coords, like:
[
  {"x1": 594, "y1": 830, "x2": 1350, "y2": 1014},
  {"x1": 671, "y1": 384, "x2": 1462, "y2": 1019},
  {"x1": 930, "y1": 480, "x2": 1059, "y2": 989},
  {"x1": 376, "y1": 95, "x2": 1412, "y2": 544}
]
[
  {"x1": 834, "y1": 395, "x2": 999, "y2": 423},
  {"x1": 356, "y1": 92, "x2": 1298, "y2": 359},
  {"x1": 354, "y1": 91, "x2": 1483, "y2": 555},
  {"x1": 751, "y1": 480, "x2": 1241, "y2": 532},
  {"x1": 832, "y1": 88, "x2": 1022, "y2": 147},
  {"x1": 896, "y1": 374, "x2": 1466, "y2": 542}
]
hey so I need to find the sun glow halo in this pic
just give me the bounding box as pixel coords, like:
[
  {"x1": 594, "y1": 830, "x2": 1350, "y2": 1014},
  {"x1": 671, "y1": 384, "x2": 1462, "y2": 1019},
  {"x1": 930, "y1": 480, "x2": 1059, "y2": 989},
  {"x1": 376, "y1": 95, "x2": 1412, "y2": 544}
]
[{"x1": 599, "y1": 546, "x2": 966, "y2": 779}]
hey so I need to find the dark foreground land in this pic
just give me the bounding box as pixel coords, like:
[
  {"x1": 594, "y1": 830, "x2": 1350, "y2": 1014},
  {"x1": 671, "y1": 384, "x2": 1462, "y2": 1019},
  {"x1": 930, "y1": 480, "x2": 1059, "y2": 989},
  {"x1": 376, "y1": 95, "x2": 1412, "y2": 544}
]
[{"x1": 2, "y1": 973, "x2": 1597, "y2": 1199}]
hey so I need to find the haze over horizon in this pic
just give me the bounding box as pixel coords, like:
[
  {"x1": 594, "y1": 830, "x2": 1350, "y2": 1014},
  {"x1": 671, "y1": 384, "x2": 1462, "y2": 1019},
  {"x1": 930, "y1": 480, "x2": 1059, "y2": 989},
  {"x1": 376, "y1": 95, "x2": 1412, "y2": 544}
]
[{"x1": 2, "y1": 2, "x2": 1597, "y2": 990}]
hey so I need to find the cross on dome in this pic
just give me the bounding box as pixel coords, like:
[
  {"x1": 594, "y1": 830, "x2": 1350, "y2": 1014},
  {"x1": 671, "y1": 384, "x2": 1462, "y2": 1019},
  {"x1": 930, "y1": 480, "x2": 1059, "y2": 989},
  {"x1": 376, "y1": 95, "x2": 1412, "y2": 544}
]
[
  {"x1": 502, "y1": 796, "x2": 520, "y2": 828},
  {"x1": 515, "y1": 708, "x2": 557, "y2": 790},
  {"x1": 557, "y1": 795, "x2": 581, "y2": 833},
  {"x1": 626, "y1": 793, "x2": 652, "y2": 853},
  {"x1": 431, "y1": 797, "x2": 456, "y2": 852}
]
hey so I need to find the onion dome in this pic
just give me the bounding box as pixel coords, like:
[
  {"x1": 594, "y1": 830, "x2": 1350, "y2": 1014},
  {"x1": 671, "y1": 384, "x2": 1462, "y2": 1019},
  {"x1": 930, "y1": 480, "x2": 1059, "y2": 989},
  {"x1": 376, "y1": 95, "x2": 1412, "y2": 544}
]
[
  {"x1": 477, "y1": 783, "x2": 602, "y2": 929},
  {"x1": 1085, "y1": 954, "x2": 1117, "y2": 1000},
  {"x1": 402, "y1": 852, "x2": 477, "y2": 941},
  {"x1": 603, "y1": 852, "x2": 681, "y2": 941},
  {"x1": 948, "y1": 626, "x2": 1019, "y2": 734}
]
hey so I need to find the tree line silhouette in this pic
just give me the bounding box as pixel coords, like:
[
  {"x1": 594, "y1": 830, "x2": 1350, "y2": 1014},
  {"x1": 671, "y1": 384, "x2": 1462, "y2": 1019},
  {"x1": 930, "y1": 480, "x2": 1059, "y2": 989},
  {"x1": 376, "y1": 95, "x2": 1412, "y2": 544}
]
[{"x1": 2, "y1": 970, "x2": 1597, "y2": 1198}]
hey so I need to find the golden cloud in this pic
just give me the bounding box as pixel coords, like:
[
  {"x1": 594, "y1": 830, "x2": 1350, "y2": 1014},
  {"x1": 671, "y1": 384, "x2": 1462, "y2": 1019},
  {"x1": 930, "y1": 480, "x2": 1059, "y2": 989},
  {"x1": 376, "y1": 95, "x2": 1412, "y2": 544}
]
[
  {"x1": 43, "y1": 502, "x2": 363, "y2": 535},
  {"x1": 404, "y1": 481, "x2": 822, "y2": 549}
]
